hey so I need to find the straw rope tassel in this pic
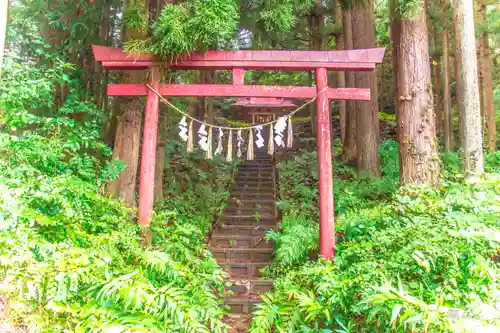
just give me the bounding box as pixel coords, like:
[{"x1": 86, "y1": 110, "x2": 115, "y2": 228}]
[
  {"x1": 268, "y1": 124, "x2": 274, "y2": 155},
  {"x1": 287, "y1": 116, "x2": 293, "y2": 148},
  {"x1": 187, "y1": 120, "x2": 194, "y2": 152},
  {"x1": 246, "y1": 129, "x2": 255, "y2": 161},
  {"x1": 206, "y1": 126, "x2": 213, "y2": 159},
  {"x1": 226, "y1": 130, "x2": 233, "y2": 162}
]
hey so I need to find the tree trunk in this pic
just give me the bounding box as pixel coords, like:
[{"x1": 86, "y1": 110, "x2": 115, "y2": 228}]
[
  {"x1": 202, "y1": 70, "x2": 216, "y2": 123},
  {"x1": 108, "y1": 116, "x2": 124, "y2": 196},
  {"x1": 453, "y1": 0, "x2": 484, "y2": 174},
  {"x1": 308, "y1": 70, "x2": 316, "y2": 134},
  {"x1": 0, "y1": 0, "x2": 8, "y2": 77},
  {"x1": 94, "y1": 7, "x2": 110, "y2": 106},
  {"x1": 442, "y1": 8, "x2": 453, "y2": 151},
  {"x1": 479, "y1": 4, "x2": 496, "y2": 152},
  {"x1": 342, "y1": 8, "x2": 356, "y2": 163},
  {"x1": 335, "y1": 1, "x2": 346, "y2": 143},
  {"x1": 391, "y1": 2, "x2": 440, "y2": 185},
  {"x1": 154, "y1": 109, "x2": 165, "y2": 202},
  {"x1": 432, "y1": 25, "x2": 442, "y2": 135},
  {"x1": 110, "y1": 0, "x2": 149, "y2": 207},
  {"x1": 309, "y1": 1, "x2": 325, "y2": 136},
  {"x1": 452, "y1": 19, "x2": 463, "y2": 151},
  {"x1": 351, "y1": 0, "x2": 380, "y2": 175}
]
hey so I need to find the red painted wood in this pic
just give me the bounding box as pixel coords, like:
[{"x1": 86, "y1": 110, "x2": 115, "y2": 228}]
[
  {"x1": 138, "y1": 68, "x2": 161, "y2": 236},
  {"x1": 315, "y1": 67, "x2": 335, "y2": 260},
  {"x1": 93, "y1": 46, "x2": 385, "y2": 71},
  {"x1": 107, "y1": 84, "x2": 371, "y2": 100},
  {"x1": 234, "y1": 97, "x2": 296, "y2": 108},
  {"x1": 103, "y1": 60, "x2": 376, "y2": 71}
]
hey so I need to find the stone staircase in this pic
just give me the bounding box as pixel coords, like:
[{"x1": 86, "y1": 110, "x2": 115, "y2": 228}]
[{"x1": 210, "y1": 149, "x2": 278, "y2": 332}]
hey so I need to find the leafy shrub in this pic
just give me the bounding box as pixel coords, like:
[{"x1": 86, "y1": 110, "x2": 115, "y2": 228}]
[
  {"x1": 0, "y1": 60, "x2": 234, "y2": 332},
  {"x1": 252, "y1": 180, "x2": 500, "y2": 333},
  {"x1": 253, "y1": 140, "x2": 500, "y2": 333}
]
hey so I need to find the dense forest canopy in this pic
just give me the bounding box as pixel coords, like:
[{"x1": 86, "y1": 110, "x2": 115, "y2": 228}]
[{"x1": 0, "y1": 0, "x2": 499, "y2": 332}]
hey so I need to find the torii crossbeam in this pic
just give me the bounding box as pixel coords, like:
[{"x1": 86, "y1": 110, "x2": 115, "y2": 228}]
[{"x1": 93, "y1": 45, "x2": 385, "y2": 260}]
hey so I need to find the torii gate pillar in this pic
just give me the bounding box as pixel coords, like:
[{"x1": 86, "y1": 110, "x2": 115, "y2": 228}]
[
  {"x1": 315, "y1": 68, "x2": 335, "y2": 259},
  {"x1": 138, "y1": 67, "x2": 161, "y2": 241}
]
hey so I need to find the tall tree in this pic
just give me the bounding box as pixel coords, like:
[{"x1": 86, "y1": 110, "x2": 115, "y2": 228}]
[
  {"x1": 334, "y1": 0, "x2": 346, "y2": 143},
  {"x1": 109, "y1": 0, "x2": 149, "y2": 207},
  {"x1": 432, "y1": 23, "x2": 443, "y2": 136},
  {"x1": 391, "y1": 0, "x2": 440, "y2": 185},
  {"x1": 442, "y1": 4, "x2": 453, "y2": 151},
  {"x1": 479, "y1": 3, "x2": 496, "y2": 152},
  {"x1": 453, "y1": 0, "x2": 484, "y2": 174},
  {"x1": 0, "y1": 0, "x2": 8, "y2": 77},
  {"x1": 342, "y1": 7, "x2": 357, "y2": 163},
  {"x1": 351, "y1": 0, "x2": 380, "y2": 175}
]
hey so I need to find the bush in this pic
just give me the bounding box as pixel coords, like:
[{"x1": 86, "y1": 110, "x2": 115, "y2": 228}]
[{"x1": 252, "y1": 141, "x2": 500, "y2": 333}]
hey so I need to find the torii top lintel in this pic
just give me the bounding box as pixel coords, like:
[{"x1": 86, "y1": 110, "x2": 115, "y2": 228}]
[{"x1": 92, "y1": 45, "x2": 385, "y2": 71}]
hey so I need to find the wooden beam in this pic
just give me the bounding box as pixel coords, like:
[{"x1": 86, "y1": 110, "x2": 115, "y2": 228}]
[
  {"x1": 101, "y1": 60, "x2": 376, "y2": 71},
  {"x1": 107, "y1": 84, "x2": 371, "y2": 100},
  {"x1": 93, "y1": 45, "x2": 385, "y2": 71}
]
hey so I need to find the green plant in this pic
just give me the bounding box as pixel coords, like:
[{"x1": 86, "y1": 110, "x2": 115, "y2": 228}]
[{"x1": 252, "y1": 140, "x2": 500, "y2": 333}]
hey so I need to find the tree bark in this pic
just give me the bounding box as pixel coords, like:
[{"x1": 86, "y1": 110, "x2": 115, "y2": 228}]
[
  {"x1": 351, "y1": 0, "x2": 380, "y2": 176},
  {"x1": 110, "y1": 0, "x2": 149, "y2": 207},
  {"x1": 94, "y1": 7, "x2": 110, "y2": 106},
  {"x1": 108, "y1": 116, "x2": 124, "y2": 196},
  {"x1": 391, "y1": 1, "x2": 440, "y2": 185},
  {"x1": 432, "y1": 25, "x2": 442, "y2": 135},
  {"x1": 479, "y1": 4, "x2": 496, "y2": 152},
  {"x1": 309, "y1": 1, "x2": 325, "y2": 136},
  {"x1": 453, "y1": 0, "x2": 484, "y2": 174},
  {"x1": 154, "y1": 109, "x2": 165, "y2": 202},
  {"x1": 442, "y1": 7, "x2": 453, "y2": 151},
  {"x1": 342, "y1": 8, "x2": 356, "y2": 163},
  {"x1": 334, "y1": 1, "x2": 346, "y2": 143},
  {"x1": 0, "y1": 0, "x2": 8, "y2": 77},
  {"x1": 452, "y1": 19, "x2": 463, "y2": 151}
]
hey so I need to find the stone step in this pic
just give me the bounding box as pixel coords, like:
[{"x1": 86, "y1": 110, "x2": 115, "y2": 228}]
[
  {"x1": 236, "y1": 169, "x2": 274, "y2": 174},
  {"x1": 229, "y1": 192, "x2": 275, "y2": 200},
  {"x1": 237, "y1": 166, "x2": 274, "y2": 172},
  {"x1": 235, "y1": 173, "x2": 273, "y2": 179},
  {"x1": 213, "y1": 224, "x2": 275, "y2": 237},
  {"x1": 226, "y1": 197, "x2": 276, "y2": 205},
  {"x1": 211, "y1": 247, "x2": 273, "y2": 261},
  {"x1": 225, "y1": 314, "x2": 252, "y2": 333},
  {"x1": 240, "y1": 161, "x2": 273, "y2": 167},
  {"x1": 232, "y1": 182, "x2": 274, "y2": 189},
  {"x1": 230, "y1": 186, "x2": 275, "y2": 194},
  {"x1": 224, "y1": 206, "x2": 275, "y2": 216},
  {"x1": 211, "y1": 235, "x2": 272, "y2": 249},
  {"x1": 220, "y1": 214, "x2": 277, "y2": 225},
  {"x1": 218, "y1": 260, "x2": 268, "y2": 278},
  {"x1": 225, "y1": 296, "x2": 262, "y2": 314},
  {"x1": 226, "y1": 278, "x2": 274, "y2": 296}
]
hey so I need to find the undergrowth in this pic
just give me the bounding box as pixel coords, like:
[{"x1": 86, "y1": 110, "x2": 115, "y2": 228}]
[
  {"x1": 0, "y1": 61, "x2": 235, "y2": 333},
  {"x1": 252, "y1": 140, "x2": 500, "y2": 333}
]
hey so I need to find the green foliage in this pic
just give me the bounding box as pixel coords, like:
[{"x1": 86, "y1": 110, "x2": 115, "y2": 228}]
[
  {"x1": 149, "y1": 5, "x2": 193, "y2": 56},
  {"x1": 0, "y1": 60, "x2": 234, "y2": 332},
  {"x1": 265, "y1": 213, "x2": 319, "y2": 271},
  {"x1": 251, "y1": 140, "x2": 500, "y2": 333},
  {"x1": 128, "y1": 0, "x2": 239, "y2": 57},
  {"x1": 0, "y1": 133, "x2": 233, "y2": 332},
  {"x1": 124, "y1": 5, "x2": 148, "y2": 31}
]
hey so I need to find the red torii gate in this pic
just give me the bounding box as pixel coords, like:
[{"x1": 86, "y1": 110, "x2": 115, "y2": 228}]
[{"x1": 93, "y1": 45, "x2": 385, "y2": 259}]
